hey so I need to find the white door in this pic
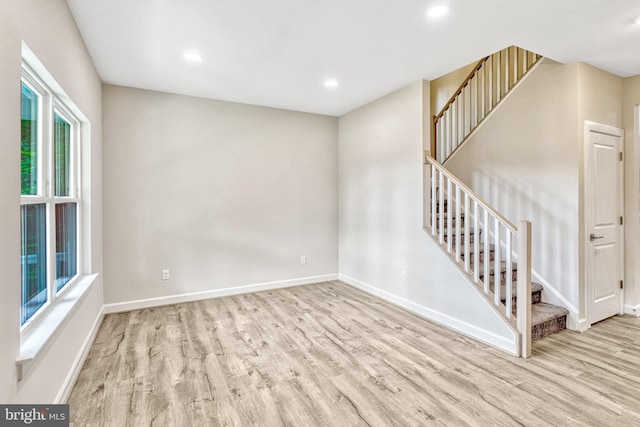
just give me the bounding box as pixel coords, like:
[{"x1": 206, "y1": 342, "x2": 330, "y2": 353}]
[{"x1": 585, "y1": 121, "x2": 624, "y2": 325}]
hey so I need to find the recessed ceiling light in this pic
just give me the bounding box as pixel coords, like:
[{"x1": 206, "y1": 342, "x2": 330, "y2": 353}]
[
  {"x1": 184, "y1": 51, "x2": 203, "y2": 61},
  {"x1": 634, "y1": 16, "x2": 640, "y2": 24},
  {"x1": 324, "y1": 79, "x2": 339, "y2": 88},
  {"x1": 427, "y1": 4, "x2": 450, "y2": 18}
]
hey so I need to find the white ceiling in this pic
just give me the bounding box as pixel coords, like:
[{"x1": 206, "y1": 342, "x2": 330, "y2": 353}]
[{"x1": 65, "y1": 0, "x2": 640, "y2": 116}]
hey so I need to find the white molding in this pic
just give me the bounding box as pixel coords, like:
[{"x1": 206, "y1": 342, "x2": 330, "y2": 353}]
[
  {"x1": 624, "y1": 304, "x2": 640, "y2": 317},
  {"x1": 531, "y1": 268, "x2": 579, "y2": 330},
  {"x1": 338, "y1": 274, "x2": 518, "y2": 356},
  {"x1": 18, "y1": 274, "x2": 99, "y2": 369},
  {"x1": 103, "y1": 274, "x2": 339, "y2": 314},
  {"x1": 55, "y1": 306, "x2": 104, "y2": 404},
  {"x1": 577, "y1": 318, "x2": 591, "y2": 333}
]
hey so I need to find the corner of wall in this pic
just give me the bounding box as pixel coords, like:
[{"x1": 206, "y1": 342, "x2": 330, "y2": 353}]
[
  {"x1": 422, "y1": 79, "x2": 431, "y2": 156},
  {"x1": 338, "y1": 79, "x2": 521, "y2": 357}
]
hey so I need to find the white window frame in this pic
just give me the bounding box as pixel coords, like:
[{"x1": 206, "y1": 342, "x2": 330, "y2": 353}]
[{"x1": 20, "y1": 63, "x2": 83, "y2": 335}]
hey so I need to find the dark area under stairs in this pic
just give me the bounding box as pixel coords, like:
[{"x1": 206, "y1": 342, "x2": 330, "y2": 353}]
[{"x1": 436, "y1": 207, "x2": 569, "y2": 340}]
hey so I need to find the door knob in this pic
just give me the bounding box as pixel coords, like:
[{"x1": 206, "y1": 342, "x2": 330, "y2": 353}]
[{"x1": 590, "y1": 234, "x2": 604, "y2": 241}]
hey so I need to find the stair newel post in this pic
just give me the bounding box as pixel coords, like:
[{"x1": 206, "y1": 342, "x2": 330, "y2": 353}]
[
  {"x1": 431, "y1": 116, "x2": 437, "y2": 160},
  {"x1": 424, "y1": 154, "x2": 431, "y2": 230},
  {"x1": 517, "y1": 220, "x2": 532, "y2": 358}
]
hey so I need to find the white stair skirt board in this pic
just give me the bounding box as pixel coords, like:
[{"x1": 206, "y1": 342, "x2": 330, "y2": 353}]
[
  {"x1": 103, "y1": 274, "x2": 339, "y2": 314},
  {"x1": 338, "y1": 273, "x2": 519, "y2": 356}
]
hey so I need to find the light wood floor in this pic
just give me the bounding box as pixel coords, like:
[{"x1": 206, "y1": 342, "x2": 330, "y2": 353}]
[{"x1": 68, "y1": 281, "x2": 640, "y2": 426}]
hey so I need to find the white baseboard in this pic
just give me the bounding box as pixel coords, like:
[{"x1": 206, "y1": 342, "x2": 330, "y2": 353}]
[
  {"x1": 55, "y1": 306, "x2": 105, "y2": 404},
  {"x1": 624, "y1": 304, "x2": 640, "y2": 317},
  {"x1": 103, "y1": 274, "x2": 339, "y2": 314},
  {"x1": 338, "y1": 274, "x2": 518, "y2": 356},
  {"x1": 576, "y1": 318, "x2": 591, "y2": 332},
  {"x1": 575, "y1": 306, "x2": 639, "y2": 332}
]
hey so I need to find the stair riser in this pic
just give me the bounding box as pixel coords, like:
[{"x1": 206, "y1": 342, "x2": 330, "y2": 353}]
[
  {"x1": 434, "y1": 198, "x2": 448, "y2": 212},
  {"x1": 435, "y1": 222, "x2": 467, "y2": 232},
  {"x1": 532, "y1": 316, "x2": 567, "y2": 340},
  {"x1": 435, "y1": 216, "x2": 465, "y2": 229},
  {"x1": 506, "y1": 291, "x2": 542, "y2": 313},
  {"x1": 479, "y1": 270, "x2": 518, "y2": 282},
  {"x1": 444, "y1": 234, "x2": 479, "y2": 245},
  {"x1": 474, "y1": 258, "x2": 518, "y2": 282},
  {"x1": 434, "y1": 207, "x2": 448, "y2": 216},
  {"x1": 487, "y1": 285, "x2": 539, "y2": 301},
  {"x1": 460, "y1": 250, "x2": 495, "y2": 263}
]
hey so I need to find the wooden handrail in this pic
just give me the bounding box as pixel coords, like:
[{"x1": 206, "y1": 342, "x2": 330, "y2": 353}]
[
  {"x1": 434, "y1": 55, "x2": 490, "y2": 122},
  {"x1": 425, "y1": 154, "x2": 516, "y2": 232}
]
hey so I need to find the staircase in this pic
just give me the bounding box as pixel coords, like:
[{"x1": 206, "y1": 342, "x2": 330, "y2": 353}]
[
  {"x1": 424, "y1": 46, "x2": 569, "y2": 358},
  {"x1": 433, "y1": 46, "x2": 542, "y2": 163},
  {"x1": 463, "y1": 240, "x2": 569, "y2": 341},
  {"x1": 424, "y1": 158, "x2": 569, "y2": 357}
]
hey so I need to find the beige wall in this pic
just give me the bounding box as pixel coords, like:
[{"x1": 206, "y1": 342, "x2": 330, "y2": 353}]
[
  {"x1": 102, "y1": 85, "x2": 339, "y2": 304},
  {"x1": 623, "y1": 75, "x2": 640, "y2": 313},
  {"x1": 338, "y1": 81, "x2": 518, "y2": 353},
  {"x1": 0, "y1": 0, "x2": 103, "y2": 403},
  {"x1": 577, "y1": 63, "x2": 624, "y2": 128}
]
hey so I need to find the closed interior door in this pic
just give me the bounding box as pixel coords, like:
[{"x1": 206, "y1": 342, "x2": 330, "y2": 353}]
[{"x1": 585, "y1": 122, "x2": 623, "y2": 325}]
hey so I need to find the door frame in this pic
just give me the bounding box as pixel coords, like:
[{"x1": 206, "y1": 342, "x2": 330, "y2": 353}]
[{"x1": 583, "y1": 120, "x2": 625, "y2": 328}]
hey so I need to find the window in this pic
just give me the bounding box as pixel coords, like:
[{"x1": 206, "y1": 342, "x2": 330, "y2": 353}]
[{"x1": 20, "y1": 65, "x2": 81, "y2": 327}]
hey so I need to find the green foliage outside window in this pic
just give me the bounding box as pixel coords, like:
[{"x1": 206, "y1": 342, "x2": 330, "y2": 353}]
[{"x1": 21, "y1": 82, "x2": 38, "y2": 196}]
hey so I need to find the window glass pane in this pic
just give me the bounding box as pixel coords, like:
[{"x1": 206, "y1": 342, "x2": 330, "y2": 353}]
[
  {"x1": 21, "y1": 82, "x2": 39, "y2": 196},
  {"x1": 54, "y1": 113, "x2": 71, "y2": 197},
  {"x1": 55, "y1": 202, "x2": 77, "y2": 291},
  {"x1": 21, "y1": 204, "x2": 47, "y2": 324}
]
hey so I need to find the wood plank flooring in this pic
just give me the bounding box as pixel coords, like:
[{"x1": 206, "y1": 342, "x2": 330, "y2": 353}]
[{"x1": 68, "y1": 281, "x2": 640, "y2": 426}]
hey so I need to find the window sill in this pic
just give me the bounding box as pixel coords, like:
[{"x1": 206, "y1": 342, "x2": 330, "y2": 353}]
[{"x1": 16, "y1": 273, "x2": 99, "y2": 381}]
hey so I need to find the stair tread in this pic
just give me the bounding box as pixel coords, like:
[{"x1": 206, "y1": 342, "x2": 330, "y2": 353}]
[
  {"x1": 531, "y1": 302, "x2": 569, "y2": 326},
  {"x1": 435, "y1": 215, "x2": 465, "y2": 226},
  {"x1": 477, "y1": 260, "x2": 517, "y2": 276},
  {"x1": 441, "y1": 230, "x2": 480, "y2": 245},
  {"x1": 441, "y1": 226, "x2": 479, "y2": 237},
  {"x1": 436, "y1": 212, "x2": 465, "y2": 219},
  {"x1": 461, "y1": 243, "x2": 496, "y2": 253}
]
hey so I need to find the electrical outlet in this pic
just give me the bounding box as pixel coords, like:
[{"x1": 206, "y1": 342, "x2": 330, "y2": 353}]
[
  {"x1": 401, "y1": 270, "x2": 407, "y2": 281},
  {"x1": 300, "y1": 255, "x2": 307, "y2": 265},
  {"x1": 162, "y1": 269, "x2": 170, "y2": 280}
]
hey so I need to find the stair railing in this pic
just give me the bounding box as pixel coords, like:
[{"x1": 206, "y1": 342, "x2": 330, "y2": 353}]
[
  {"x1": 424, "y1": 154, "x2": 532, "y2": 357},
  {"x1": 433, "y1": 46, "x2": 542, "y2": 163}
]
